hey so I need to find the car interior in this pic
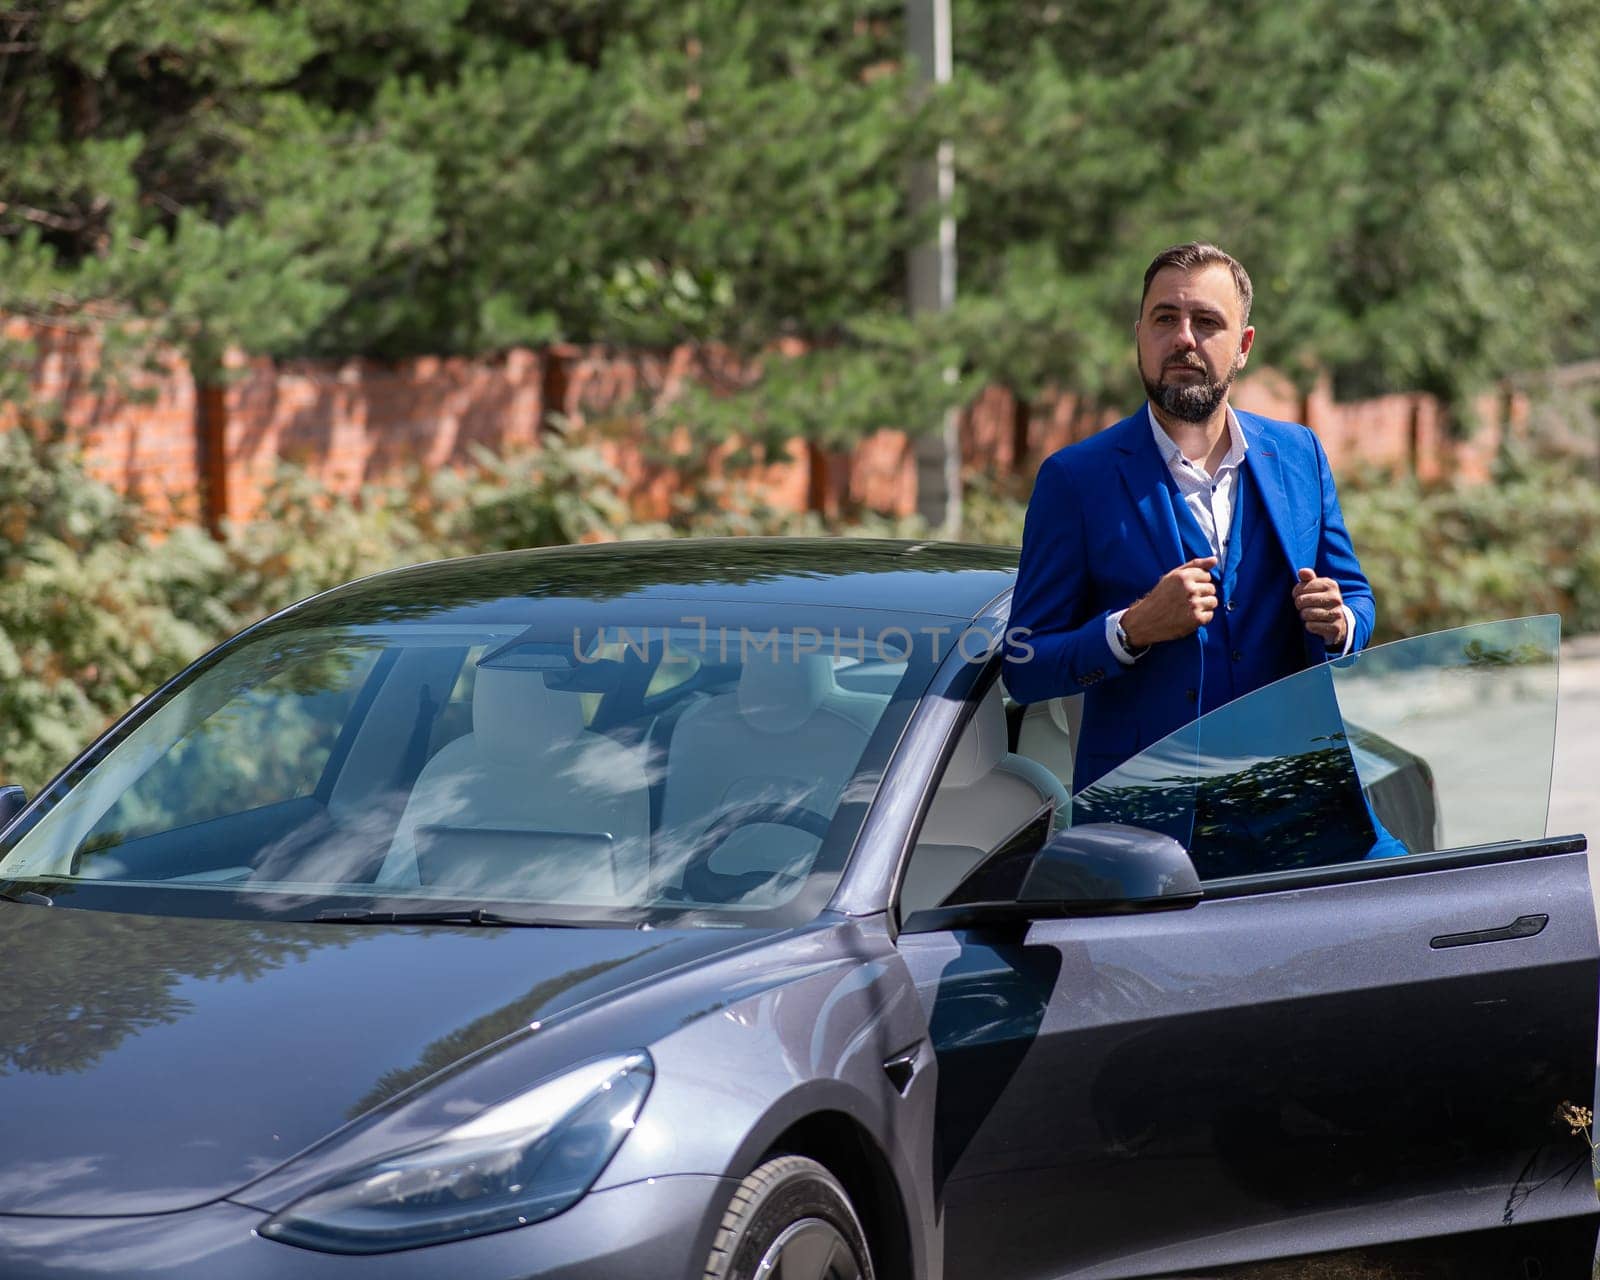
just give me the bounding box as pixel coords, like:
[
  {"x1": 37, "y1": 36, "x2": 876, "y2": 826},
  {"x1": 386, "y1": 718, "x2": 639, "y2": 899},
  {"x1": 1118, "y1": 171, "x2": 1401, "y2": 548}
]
[
  {"x1": 42, "y1": 612, "x2": 1099, "y2": 923},
  {"x1": 897, "y1": 681, "x2": 1070, "y2": 919},
  {"x1": 56, "y1": 628, "x2": 1041, "y2": 914}
]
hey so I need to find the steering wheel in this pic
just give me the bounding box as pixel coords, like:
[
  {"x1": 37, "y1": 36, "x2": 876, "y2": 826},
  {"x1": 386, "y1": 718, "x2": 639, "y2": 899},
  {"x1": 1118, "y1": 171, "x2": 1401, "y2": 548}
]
[{"x1": 676, "y1": 803, "x2": 833, "y2": 904}]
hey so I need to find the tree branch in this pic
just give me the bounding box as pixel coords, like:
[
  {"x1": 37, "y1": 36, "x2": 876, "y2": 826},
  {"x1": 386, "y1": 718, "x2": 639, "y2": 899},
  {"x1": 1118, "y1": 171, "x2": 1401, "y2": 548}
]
[{"x1": 0, "y1": 200, "x2": 83, "y2": 232}]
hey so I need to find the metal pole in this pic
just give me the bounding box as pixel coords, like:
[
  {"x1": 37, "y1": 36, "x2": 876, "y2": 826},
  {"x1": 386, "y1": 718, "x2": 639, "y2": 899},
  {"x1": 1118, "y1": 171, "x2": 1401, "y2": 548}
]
[{"x1": 905, "y1": 0, "x2": 961, "y2": 538}]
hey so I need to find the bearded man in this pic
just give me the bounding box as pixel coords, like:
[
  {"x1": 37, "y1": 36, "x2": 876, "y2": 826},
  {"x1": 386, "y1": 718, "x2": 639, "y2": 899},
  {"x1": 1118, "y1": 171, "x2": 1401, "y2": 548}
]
[{"x1": 1003, "y1": 241, "x2": 1375, "y2": 792}]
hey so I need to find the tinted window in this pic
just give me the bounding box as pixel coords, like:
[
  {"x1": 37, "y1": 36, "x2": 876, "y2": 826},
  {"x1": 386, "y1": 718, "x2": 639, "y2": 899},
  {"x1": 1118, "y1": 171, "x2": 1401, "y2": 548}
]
[
  {"x1": 1068, "y1": 617, "x2": 1560, "y2": 879},
  {"x1": 0, "y1": 604, "x2": 945, "y2": 927}
]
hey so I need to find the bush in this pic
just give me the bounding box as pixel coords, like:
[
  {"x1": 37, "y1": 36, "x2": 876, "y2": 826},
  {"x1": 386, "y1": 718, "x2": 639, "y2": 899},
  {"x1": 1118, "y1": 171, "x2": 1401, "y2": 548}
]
[
  {"x1": 0, "y1": 428, "x2": 223, "y2": 789},
  {"x1": 1341, "y1": 464, "x2": 1600, "y2": 642}
]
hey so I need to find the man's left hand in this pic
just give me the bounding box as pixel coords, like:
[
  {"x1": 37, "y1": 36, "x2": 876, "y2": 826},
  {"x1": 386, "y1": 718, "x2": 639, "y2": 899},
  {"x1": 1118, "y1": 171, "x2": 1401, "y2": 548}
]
[{"x1": 1293, "y1": 568, "x2": 1347, "y2": 647}]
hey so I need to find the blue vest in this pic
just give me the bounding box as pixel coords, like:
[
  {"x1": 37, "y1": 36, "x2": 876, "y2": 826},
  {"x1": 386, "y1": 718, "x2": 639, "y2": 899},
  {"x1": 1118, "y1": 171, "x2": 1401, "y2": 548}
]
[{"x1": 1166, "y1": 465, "x2": 1305, "y2": 720}]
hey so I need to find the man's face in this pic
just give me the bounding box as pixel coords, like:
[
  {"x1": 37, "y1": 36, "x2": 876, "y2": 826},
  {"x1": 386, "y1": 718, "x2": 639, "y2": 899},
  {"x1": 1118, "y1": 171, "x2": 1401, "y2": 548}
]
[{"x1": 1135, "y1": 263, "x2": 1255, "y2": 423}]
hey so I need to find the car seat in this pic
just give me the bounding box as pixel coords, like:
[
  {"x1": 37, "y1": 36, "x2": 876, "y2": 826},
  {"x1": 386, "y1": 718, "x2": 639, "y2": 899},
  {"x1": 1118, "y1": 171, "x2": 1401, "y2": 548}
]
[
  {"x1": 655, "y1": 652, "x2": 881, "y2": 899},
  {"x1": 899, "y1": 683, "x2": 1069, "y2": 918},
  {"x1": 378, "y1": 662, "x2": 650, "y2": 901}
]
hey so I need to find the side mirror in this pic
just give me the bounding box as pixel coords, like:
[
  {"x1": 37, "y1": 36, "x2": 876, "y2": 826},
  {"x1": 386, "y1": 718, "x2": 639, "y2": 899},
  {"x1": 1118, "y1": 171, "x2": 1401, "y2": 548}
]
[
  {"x1": 898, "y1": 821, "x2": 1201, "y2": 935},
  {"x1": 0, "y1": 785, "x2": 26, "y2": 831},
  {"x1": 1019, "y1": 822, "x2": 1200, "y2": 914}
]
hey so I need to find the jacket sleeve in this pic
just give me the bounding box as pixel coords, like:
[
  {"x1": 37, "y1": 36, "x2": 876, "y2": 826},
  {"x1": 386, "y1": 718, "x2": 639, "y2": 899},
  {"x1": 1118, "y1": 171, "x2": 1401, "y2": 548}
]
[
  {"x1": 1003, "y1": 453, "x2": 1132, "y2": 703},
  {"x1": 1310, "y1": 433, "x2": 1375, "y2": 655}
]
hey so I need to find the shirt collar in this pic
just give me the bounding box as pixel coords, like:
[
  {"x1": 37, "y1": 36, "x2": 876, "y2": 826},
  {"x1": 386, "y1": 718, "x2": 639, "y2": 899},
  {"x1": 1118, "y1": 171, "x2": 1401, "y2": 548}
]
[{"x1": 1146, "y1": 403, "x2": 1248, "y2": 471}]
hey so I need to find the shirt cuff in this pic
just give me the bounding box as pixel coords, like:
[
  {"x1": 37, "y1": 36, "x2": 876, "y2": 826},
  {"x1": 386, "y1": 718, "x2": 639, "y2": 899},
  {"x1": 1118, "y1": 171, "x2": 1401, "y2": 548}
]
[
  {"x1": 1106, "y1": 609, "x2": 1139, "y2": 665},
  {"x1": 1329, "y1": 605, "x2": 1356, "y2": 657}
]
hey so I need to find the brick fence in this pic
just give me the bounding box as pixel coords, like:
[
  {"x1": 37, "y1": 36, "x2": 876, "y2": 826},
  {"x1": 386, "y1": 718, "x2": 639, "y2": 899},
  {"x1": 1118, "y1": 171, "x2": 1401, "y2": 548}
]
[{"x1": 1, "y1": 317, "x2": 1562, "y2": 529}]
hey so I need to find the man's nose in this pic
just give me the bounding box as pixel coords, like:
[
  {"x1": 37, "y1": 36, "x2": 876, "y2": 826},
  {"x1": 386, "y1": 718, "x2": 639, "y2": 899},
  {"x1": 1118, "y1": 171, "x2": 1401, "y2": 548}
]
[{"x1": 1172, "y1": 319, "x2": 1198, "y2": 349}]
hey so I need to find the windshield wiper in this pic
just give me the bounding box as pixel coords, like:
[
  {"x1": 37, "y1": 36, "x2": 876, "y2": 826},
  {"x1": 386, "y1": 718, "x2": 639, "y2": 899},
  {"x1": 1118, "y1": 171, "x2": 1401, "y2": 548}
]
[
  {"x1": 310, "y1": 906, "x2": 582, "y2": 928},
  {"x1": 0, "y1": 887, "x2": 52, "y2": 906}
]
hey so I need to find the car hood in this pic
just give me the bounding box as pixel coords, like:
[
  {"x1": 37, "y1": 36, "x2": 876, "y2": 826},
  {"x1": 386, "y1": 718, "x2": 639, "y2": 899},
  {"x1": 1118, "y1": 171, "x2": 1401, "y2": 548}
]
[{"x1": 0, "y1": 903, "x2": 768, "y2": 1215}]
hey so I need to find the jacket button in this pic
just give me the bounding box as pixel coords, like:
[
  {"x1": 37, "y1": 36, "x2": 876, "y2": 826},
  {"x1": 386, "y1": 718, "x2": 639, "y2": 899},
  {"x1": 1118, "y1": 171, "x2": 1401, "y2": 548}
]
[
  {"x1": 1225, "y1": 600, "x2": 1235, "y2": 612},
  {"x1": 1232, "y1": 650, "x2": 1243, "y2": 662},
  {"x1": 1185, "y1": 688, "x2": 1198, "y2": 702}
]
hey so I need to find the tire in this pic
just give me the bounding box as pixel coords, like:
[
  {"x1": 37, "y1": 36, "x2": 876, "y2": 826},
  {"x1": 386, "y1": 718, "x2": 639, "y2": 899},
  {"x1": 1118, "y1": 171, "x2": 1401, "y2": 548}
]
[{"x1": 702, "y1": 1154, "x2": 875, "y2": 1280}]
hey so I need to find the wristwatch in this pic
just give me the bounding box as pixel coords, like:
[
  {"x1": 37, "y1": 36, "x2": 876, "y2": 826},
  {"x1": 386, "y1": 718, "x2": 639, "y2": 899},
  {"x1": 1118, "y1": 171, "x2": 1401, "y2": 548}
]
[{"x1": 1115, "y1": 618, "x2": 1151, "y2": 659}]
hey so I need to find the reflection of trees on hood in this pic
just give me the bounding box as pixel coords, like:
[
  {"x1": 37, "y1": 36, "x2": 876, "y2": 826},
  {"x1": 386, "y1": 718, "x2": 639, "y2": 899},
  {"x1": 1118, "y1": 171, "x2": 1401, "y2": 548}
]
[
  {"x1": 0, "y1": 912, "x2": 348, "y2": 1078},
  {"x1": 351, "y1": 950, "x2": 653, "y2": 1119},
  {"x1": 1075, "y1": 745, "x2": 1374, "y2": 879}
]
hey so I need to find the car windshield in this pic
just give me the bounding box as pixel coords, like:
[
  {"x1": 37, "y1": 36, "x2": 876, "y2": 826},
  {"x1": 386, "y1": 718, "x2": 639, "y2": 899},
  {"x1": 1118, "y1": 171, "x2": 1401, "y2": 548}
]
[
  {"x1": 1068, "y1": 616, "x2": 1562, "y2": 879},
  {"x1": 0, "y1": 599, "x2": 953, "y2": 927}
]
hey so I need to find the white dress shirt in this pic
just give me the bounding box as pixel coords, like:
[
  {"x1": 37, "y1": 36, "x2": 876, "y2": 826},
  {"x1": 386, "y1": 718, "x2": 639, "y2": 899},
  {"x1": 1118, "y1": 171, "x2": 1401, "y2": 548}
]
[{"x1": 1106, "y1": 405, "x2": 1354, "y2": 664}]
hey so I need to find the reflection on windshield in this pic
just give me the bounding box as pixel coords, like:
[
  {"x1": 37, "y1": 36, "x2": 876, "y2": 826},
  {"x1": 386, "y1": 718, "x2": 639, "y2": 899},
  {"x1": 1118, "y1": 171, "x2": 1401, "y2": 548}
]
[
  {"x1": 0, "y1": 607, "x2": 941, "y2": 928},
  {"x1": 1071, "y1": 617, "x2": 1561, "y2": 879}
]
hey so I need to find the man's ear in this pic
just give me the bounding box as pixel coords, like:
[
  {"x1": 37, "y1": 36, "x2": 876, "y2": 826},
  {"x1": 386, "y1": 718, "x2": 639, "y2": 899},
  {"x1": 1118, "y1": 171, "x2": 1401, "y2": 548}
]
[{"x1": 1238, "y1": 325, "x2": 1256, "y2": 364}]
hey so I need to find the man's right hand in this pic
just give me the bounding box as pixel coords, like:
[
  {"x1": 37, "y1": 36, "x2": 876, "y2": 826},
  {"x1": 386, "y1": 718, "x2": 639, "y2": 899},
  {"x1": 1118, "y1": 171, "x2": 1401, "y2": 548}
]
[{"x1": 1121, "y1": 557, "x2": 1219, "y2": 648}]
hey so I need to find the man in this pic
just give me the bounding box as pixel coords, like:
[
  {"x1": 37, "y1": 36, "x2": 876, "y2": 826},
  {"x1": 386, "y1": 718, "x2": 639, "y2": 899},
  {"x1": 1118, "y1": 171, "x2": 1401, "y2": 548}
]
[{"x1": 1004, "y1": 241, "x2": 1375, "y2": 793}]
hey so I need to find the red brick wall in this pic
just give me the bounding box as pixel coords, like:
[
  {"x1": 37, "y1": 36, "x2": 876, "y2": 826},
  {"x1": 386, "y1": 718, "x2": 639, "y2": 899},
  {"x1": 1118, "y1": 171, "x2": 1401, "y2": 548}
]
[
  {"x1": 3, "y1": 318, "x2": 202, "y2": 523},
  {"x1": 0, "y1": 320, "x2": 1533, "y2": 527}
]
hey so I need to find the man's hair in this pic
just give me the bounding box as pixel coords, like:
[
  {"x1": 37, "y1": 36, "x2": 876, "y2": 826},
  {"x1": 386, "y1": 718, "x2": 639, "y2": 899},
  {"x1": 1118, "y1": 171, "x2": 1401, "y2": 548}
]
[{"x1": 1140, "y1": 242, "x2": 1253, "y2": 327}]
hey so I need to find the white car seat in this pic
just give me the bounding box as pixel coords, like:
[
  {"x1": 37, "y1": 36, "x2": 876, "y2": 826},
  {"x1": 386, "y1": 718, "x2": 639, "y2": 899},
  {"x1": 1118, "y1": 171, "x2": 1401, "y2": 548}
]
[
  {"x1": 1015, "y1": 692, "x2": 1082, "y2": 793},
  {"x1": 899, "y1": 683, "x2": 1069, "y2": 917},
  {"x1": 378, "y1": 663, "x2": 650, "y2": 900},
  {"x1": 656, "y1": 653, "x2": 881, "y2": 895}
]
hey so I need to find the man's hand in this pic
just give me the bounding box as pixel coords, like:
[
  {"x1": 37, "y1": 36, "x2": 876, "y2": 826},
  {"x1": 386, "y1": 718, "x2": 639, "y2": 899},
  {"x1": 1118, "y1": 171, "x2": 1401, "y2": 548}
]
[
  {"x1": 1121, "y1": 557, "x2": 1219, "y2": 648},
  {"x1": 1293, "y1": 567, "x2": 1347, "y2": 647}
]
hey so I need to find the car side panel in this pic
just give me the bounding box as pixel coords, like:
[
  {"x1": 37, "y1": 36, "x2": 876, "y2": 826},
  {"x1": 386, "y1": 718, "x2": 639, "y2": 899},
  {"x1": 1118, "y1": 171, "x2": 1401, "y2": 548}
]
[
  {"x1": 900, "y1": 852, "x2": 1599, "y2": 1279},
  {"x1": 616, "y1": 915, "x2": 943, "y2": 1280}
]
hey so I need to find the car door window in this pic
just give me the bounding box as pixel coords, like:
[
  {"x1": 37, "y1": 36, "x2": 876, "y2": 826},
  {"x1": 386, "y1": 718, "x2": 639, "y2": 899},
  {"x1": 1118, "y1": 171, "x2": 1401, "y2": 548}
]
[{"x1": 1069, "y1": 616, "x2": 1561, "y2": 880}]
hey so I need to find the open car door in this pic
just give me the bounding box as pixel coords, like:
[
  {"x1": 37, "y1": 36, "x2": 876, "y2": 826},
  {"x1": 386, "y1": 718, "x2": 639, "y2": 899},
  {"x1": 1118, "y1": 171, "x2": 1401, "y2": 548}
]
[{"x1": 899, "y1": 616, "x2": 1599, "y2": 1278}]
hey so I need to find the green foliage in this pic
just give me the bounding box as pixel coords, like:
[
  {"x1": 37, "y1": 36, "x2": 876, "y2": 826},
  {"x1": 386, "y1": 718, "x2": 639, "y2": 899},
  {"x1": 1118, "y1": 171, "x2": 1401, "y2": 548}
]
[
  {"x1": 1341, "y1": 462, "x2": 1600, "y2": 642},
  {"x1": 0, "y1": 428, "x2": 223, "y2": 787},
  {"x1": 427, "y1": 427, "x2": 632, "y2": 554},
  {"x1": 951, "y1": 0, "x2": 1600, "y2": 411},
  {"x1": 7, "y1": 0, "x2": 1600, "y2": 432}
]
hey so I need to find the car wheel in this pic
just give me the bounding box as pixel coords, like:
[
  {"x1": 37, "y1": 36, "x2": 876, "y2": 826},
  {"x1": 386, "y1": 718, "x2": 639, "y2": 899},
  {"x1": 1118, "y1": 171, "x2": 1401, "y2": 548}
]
[{"x1": 703, "y1": 1154, "x2": 874, "y2": 1280}]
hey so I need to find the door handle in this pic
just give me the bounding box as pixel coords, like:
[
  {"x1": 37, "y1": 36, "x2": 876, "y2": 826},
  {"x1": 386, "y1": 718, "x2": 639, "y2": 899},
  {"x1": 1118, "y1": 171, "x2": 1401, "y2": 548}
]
[{"x1": 1430, "y1": 914, "x2": 1548, "y2": 949}]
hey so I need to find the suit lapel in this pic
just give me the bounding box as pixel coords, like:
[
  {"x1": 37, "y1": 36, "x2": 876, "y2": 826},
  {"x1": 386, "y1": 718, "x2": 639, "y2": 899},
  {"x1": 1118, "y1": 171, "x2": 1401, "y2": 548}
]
[
  {"x1": 1113, "y1": 412, "x2": 1185, "y2": 568},
  {"x1": 1239, "y1": 414, "x2": 1301, "y2": 572}
]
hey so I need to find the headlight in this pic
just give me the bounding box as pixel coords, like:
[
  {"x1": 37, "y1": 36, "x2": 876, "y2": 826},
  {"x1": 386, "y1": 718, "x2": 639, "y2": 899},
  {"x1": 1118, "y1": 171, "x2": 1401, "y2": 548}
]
[{"x1": 260, "y1": 1052, "x2": 653, "y2": 1254}]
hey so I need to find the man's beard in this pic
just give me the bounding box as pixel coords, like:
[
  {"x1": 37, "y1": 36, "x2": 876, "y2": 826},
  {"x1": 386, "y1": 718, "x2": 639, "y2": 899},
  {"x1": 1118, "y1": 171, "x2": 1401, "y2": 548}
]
[{"x1": 1140, "y1": 352, "x2": 1243, "y2": 423}]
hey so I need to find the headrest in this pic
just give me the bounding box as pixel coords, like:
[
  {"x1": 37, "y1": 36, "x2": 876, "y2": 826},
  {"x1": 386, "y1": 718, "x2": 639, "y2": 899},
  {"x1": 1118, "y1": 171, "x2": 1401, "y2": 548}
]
[
  {"x1": 943, "y1": 684, "x2": 1009, "y2": 788},
  {"x1": 737, "y1": 652, "x2": 835, "y2": 735},
  {"x1": 471, "y1": 664, "x2": 586, "y2": 759}
]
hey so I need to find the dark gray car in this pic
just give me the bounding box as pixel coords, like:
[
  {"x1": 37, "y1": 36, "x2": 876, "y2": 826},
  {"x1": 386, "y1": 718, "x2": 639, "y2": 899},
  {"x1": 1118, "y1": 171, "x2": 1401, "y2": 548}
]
[{"x1": 0, "y1": 539, "x2": 1593, "y2": 1279}]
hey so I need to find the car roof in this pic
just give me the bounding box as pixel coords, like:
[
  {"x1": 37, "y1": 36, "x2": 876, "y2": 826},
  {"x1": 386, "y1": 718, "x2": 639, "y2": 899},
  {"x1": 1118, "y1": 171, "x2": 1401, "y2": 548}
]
[{"x1": 289, "y1": 538, "x2": 1020, "y2": 625}]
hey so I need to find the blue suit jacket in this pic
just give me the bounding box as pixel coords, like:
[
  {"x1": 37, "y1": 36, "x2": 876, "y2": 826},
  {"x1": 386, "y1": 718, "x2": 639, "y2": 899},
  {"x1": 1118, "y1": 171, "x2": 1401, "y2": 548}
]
[{"x1": 1003, "y1": 408, "x2": 1375, "y2": 790}]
